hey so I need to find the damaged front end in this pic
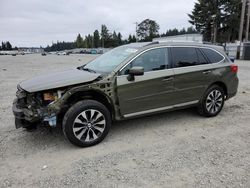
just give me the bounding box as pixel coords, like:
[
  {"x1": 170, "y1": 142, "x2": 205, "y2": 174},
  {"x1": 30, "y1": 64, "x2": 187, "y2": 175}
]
[{"x1": 12, "y1": 85, "x2": 65, "y2": 129}]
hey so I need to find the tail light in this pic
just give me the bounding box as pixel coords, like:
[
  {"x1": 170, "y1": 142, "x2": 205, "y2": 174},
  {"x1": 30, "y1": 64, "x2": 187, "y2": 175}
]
[{"x1": 230, "y1": 64, "x2": 238, "y2": 73}]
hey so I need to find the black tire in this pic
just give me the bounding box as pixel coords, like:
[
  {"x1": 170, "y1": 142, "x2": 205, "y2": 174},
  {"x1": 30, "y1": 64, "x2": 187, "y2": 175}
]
[
  {"x1": 198, "y1": 85, "x2": 225, "y2": 117},
  {"x1": 23, "y1": 123, "x2": 37, "y2": 132},
  {"x1": 63, "y1": 100, "x2": 111, "y2": 147}
]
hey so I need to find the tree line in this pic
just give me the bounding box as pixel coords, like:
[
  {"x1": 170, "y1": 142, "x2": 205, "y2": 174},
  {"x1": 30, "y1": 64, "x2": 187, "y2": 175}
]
[
  {"x1": 3, "y1": 0, "x2": 248, "y2": 51},
  {"x1": 189, "y1": 0, "x2": 248, "y2": 43},
  {"x1": 0, "y1": 41, "x2": 18, "y2": 51},
  {"x1": 45, "y1": 20, "x2": 198, "y2": 52},
  {"x1": 45, "y1": 0, "x2": 249, "y2": 51}
]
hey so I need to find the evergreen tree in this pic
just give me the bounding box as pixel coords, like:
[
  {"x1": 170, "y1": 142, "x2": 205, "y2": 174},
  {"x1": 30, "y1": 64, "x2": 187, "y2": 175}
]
[
  {"x1": 1, "y1": 42, "x2": 6, "y2": 50},
  {"x1": 93, "y1": 30, "x2": 100, "y2": 48},
  {"x1": 132, "y1": 35, "x2": 137, "y2": 42},
  {"x1": 128, "y1": 35, "x2": 137, "y2": 43},
  {"x1": 186, "y1": 27, "x2": 198, "y2": 34},
  {"x1": 179, "y1": 28, "x2": 186, "y2": 35},
  {"x1": 0, "y1": 41, "x2": 13, "y2": 50},
  {"x1": 165, "y1": 28, "x2": 179, "y2": 36},
  {"x1": 44, "y1": 41, "x2": 75, "y2": 52},
  {"x1": 75, "y1": 34, "x2": 84, "y2": 48},
  {"x1": 117, "y1": 32, "x2": 123, "y2": 45},
  {"x1": 6, "y1": 41, "x2": 12, "y2": 50},
  {"x1": 128, "y1": 35, "x2": 133, "y2": 43},
  {"x1": 85, "y1": 35, "x2": 94, "y2": 48},
  {"x1": 112, "y1": 31, "x2": 119, "y2": 47},
  {"x1": 188, "y1": 0, "x2": 243, "y2": 43},
  {"x1": 101, "y1": 25, "x2": 110, "y2": 47},
  {"x1": 222, "y1": 0, "x2": 242, "y2": 42}
]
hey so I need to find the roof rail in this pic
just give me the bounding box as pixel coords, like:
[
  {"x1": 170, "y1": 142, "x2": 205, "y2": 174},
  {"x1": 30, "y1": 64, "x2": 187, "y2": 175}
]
[
  {"x1": 144, "y1": 41, "x2": 159, "y2": 47},
  {"x1": 156, "y1": 40, "x2": 203, "y2": 44}
]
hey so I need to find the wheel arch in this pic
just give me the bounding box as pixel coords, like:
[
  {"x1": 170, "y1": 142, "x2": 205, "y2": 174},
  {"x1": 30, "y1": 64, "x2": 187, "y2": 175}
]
[
  {"x1": 65, "y1": 89, "x2": 115, "y2": 120},
  {"x1": 208, "y1": 81, "x2": 228, "y2": 98}
]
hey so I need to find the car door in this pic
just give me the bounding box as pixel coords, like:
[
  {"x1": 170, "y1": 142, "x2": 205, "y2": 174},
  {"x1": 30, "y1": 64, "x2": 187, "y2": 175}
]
[
  {"x1": 171, "y1": 47, "x2": 214, "y2": 104},
  {"x1": 116, "y1": 47, "x2": 175, "y2": 117}
]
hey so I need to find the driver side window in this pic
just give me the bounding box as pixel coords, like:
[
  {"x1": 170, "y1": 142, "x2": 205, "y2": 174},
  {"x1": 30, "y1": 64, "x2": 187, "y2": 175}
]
[{"x1": 121, "y1": 48, "x2": 168, "y2": 75}]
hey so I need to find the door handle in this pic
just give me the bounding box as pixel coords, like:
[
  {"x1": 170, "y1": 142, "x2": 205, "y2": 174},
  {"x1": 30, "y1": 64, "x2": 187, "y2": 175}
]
[
  {"x1": 162, "y1": 77, "x2": 174, "y2": 82},
  {"x1": 203, "y1": 70, "x2": 211, "y2": 74}
]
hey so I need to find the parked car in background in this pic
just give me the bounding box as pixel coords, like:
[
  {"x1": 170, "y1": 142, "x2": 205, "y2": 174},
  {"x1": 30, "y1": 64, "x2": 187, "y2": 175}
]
[{"x1": 13, "y1": 42, "x2": 239, "y2": 147}]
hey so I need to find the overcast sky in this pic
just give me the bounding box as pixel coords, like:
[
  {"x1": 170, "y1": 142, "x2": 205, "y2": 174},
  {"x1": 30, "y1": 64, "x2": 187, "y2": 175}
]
[{"x1": 0, "y1": 0, "x2": 197, "y2": 47}]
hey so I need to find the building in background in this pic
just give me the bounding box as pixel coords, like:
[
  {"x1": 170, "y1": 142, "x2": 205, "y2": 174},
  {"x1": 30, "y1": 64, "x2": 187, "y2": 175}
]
[
  {"x1": 19, "y1": 47, "x2": 44, "y2": 54},
  {"x1": 153, "y1": 34, "x2": 203, "y2": 43}
]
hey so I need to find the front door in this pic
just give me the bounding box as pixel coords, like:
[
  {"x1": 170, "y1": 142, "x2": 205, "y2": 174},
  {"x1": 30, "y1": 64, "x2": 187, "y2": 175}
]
[{"x1": 116, "y1": 47, "x2": 175, "y2": 117}]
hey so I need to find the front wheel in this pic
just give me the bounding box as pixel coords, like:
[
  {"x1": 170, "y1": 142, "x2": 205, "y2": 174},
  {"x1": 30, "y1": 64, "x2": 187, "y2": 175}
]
[
  {"x1": 63, "y1": 100, "x2": 111, "y2": 147},
  {"x1": 198, "y1": 85, "x2": 225, "y2": 117}
]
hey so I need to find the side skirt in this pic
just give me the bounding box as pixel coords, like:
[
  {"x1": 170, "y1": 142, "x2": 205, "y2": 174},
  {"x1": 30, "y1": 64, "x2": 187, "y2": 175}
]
[{"x1": 123, "y1": 100, "x2": 199, "y2": 118}]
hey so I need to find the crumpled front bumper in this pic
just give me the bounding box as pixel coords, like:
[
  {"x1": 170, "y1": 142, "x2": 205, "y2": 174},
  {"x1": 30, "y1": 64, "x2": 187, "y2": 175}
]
[{"x1": 12, "y1": 98, "x2": 40, "y2": 128}]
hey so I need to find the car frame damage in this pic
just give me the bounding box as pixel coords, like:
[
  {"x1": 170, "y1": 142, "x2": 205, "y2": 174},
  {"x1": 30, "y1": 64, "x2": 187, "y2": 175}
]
[{"x1": 13, "y1": 75, "x2": 117, "y2": 129}]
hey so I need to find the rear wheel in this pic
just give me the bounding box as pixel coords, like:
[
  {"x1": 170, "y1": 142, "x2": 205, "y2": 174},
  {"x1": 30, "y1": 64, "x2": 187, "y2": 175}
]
[
  {"x1": 198, "y1": 85, "x2": 225, "y2": 117},
  {"x1": 63, "y1": 100, "x2": 111, "y2": 147}
]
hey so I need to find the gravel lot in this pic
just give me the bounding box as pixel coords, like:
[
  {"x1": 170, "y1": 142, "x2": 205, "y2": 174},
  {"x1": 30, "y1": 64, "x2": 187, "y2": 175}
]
[{"x1": 0, "y1": 54, "x2": 250, "y2": 188}]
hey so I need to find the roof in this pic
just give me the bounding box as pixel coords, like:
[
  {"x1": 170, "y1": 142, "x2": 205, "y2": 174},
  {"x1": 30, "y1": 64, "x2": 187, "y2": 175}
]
[
  {"x1": 123, "y1": 42, "x2": 152, "y2": 48},
  {"x1": 124, "y1": 41, "x2": 226, "y2": 55},
  {"x1": 144, "y1": 41, "x2": 225, "y2": 54}
]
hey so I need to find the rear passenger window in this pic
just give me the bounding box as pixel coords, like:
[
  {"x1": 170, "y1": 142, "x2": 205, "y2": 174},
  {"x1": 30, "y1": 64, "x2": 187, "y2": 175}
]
[
  {"x1": 172, "y1": 47, "x2": 199, "y2": 67},
  {"x1": 201, "y1": 48, "x2": 224, "y2": 63},
  {"x1": 196, "y1": 49, "x2": 208, "y2": 64}
]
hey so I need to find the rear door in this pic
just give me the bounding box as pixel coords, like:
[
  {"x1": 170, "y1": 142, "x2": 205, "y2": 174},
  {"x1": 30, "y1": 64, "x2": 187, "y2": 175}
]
[
  {"x1": 116, "y1": 47, "x2": 175, "y2": 117},
  {"x1": 171, "y1": 47, "x2": 213, "y2": 104}
]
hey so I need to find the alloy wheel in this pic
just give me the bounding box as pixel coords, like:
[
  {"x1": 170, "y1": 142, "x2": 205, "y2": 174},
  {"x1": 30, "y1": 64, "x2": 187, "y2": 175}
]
[
  {"x1": 73, "y1": 109, "x2": 106, "y2": 142},
  {"x1": 205, "y1": 89, "x2": 223, "y2": 114}
]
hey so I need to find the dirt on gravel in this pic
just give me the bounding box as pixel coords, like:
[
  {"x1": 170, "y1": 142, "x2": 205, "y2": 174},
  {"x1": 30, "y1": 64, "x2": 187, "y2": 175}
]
[{"x1": 0, "y1": 54, "x2": 249, "y2": 188}]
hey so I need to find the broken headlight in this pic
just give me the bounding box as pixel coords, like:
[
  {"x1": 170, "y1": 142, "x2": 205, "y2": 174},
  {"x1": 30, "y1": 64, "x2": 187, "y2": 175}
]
[{"x1": 43, "y1": 90, "x2": 65, "y2": 104}]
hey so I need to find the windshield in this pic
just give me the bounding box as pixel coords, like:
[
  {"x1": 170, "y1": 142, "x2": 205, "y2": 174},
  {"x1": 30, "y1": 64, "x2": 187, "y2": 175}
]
[{"x1": 83, "y1": 45, "x2": 138, "y2": 73}]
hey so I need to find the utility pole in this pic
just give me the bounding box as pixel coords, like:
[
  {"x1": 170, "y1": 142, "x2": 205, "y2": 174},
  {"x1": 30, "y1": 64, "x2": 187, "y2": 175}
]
[
  {"x1": 239, "y1": 0, "x2": 247, "y2": 42},
  {"x1": 246, "y1": 0, "x2": 250, "y2": 41},
  {"x1": 237, "y1": 0, "x2": 247, "y2": 59},
  {"x1": 212, "y1": 15, "x2": 217, "y2": 43}
]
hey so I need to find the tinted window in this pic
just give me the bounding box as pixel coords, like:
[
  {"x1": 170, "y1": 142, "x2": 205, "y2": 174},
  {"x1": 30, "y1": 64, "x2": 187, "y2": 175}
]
[
  {"x1": 172, "y1": 47, "x2": 199, "y2": 67},
  {"x1": 201, "y1": 48, "x2": 224, "y2": 63},
  {"x1": 121, "y1": 48, "x2": 168, "y2": 74},
  {"x1": 196, "y1": 49, "x2": 208, "y2": 64}
]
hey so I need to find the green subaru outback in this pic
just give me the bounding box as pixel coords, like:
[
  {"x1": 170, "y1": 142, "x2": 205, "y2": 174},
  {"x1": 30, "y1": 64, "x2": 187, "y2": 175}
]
[{"x1": 13, "y1": 42, "x2": 239, "y2": 147}]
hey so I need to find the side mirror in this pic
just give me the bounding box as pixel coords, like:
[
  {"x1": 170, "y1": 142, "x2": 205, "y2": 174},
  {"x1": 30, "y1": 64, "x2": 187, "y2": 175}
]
[{"x1": 127, "y1": 66, "x2": 144, "y2": 81}]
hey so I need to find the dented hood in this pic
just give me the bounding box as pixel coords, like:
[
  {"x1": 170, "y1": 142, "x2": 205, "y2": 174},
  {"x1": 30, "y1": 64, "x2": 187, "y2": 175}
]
[{"x1": 19, "y1": 68, "x2": 101, "y2": 92}]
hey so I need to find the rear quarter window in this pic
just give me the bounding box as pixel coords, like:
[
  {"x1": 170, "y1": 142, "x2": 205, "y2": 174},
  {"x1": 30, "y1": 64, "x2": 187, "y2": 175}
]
[{"x1": 201, "y1": 48, "x2": 224, "y2": 63}]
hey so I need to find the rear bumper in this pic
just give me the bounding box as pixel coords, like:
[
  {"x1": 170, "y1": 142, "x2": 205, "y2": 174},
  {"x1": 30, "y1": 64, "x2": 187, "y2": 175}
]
[
  {"x1": 227, "y1": 76, "x2": 239, "y2": 100},
  {"x1": 227, "y1": 91, "x2": 237, "y2": 100}
]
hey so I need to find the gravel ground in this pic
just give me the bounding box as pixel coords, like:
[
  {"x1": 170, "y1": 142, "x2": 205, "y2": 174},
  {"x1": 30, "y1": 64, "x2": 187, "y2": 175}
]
[{"x1": 0, "y1": 54, "x2": 249, "y2": 188}]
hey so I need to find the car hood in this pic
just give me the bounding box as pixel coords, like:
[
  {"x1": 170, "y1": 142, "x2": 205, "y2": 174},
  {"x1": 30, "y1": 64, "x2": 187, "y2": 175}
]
[{"x1": 19, "y1": 68, "x2": 101, "y2": 92}]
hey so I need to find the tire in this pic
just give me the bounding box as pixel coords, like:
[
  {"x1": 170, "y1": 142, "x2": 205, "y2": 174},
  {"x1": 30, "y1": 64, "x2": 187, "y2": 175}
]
[
  {"x1": 23, "y1": 123, "x2": 37, "y2": 132},
  {"x1": 63, "y1": 100, "x2": 111, "y2": 147},
  {"x1": 198, "y1": 85, "x2": 225, "y2": 117}
]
